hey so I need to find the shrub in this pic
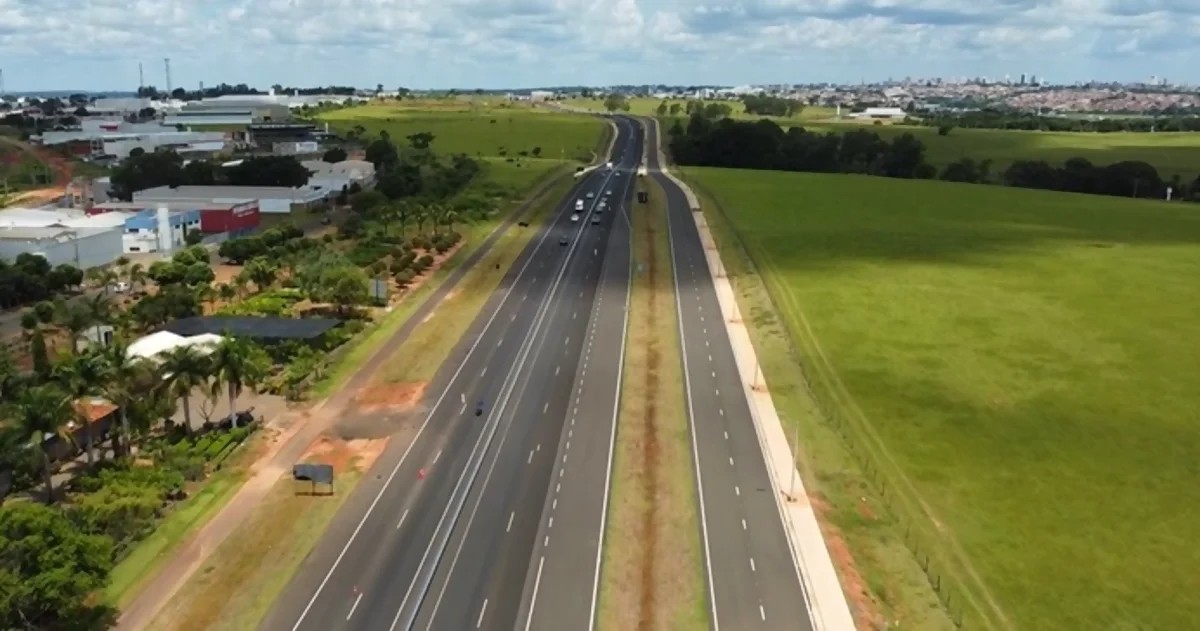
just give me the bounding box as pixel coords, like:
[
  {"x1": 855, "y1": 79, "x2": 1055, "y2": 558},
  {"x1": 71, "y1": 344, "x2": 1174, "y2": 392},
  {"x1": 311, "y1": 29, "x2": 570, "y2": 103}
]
[
  {"x1": 389, "y1": 260, "x2": 409, "y2": 276},
  {"x1": 395, "y1": 269, "x2": 416, "y2": 286},
  {"x1": 418, "y1": 253, "x2": 434, "y2": 267},
  {"x1": 411, "y1": 258, "x2": 428, "y2": 273},
  {"x1": 411, "y1": 235, "x2": 432, "y2": 250}
]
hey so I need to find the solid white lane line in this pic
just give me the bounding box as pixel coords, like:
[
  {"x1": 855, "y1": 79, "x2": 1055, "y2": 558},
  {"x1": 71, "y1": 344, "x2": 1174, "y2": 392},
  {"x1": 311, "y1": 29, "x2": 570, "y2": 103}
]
[
  {"x1": 507, "y1": 512, "x2": 515, "y2": 532},
  {"x1": 460, "y1": 403, "x2": 467, "y2": 415},
  {"x1": 523, "y1": 557, "x2": 546, "y2": 631},
  {"x1": 396, "y1": 509, "x2": 409, "y2": 530},
  {"x1": 477, "y1": 599, "x2": 488, "y2": 628},
  {"x1": 347, "y1": 592, "x2": 364, "y2": 620}
]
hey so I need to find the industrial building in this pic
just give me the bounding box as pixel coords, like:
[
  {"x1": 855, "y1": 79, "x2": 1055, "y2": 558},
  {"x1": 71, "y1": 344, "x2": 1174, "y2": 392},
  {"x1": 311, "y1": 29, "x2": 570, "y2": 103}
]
[
  {"x1": 89, "y1": 199, "x2": 261, "y2": 236},
  {"x1": 132, "y1": 185, "x2": 328, "y2": 214},
  {"x1": 0, "y1": 226, "x2": 123, "y2": 269},
  {"x1": 301, "y1": 159, "x2": 377, "y2": 191},
  {"x1": 34, "y1": 119, "x2": 229, "y2": 159},
  {"x1": 121, "y1": 207, "x2": 201, "y2": 253}
]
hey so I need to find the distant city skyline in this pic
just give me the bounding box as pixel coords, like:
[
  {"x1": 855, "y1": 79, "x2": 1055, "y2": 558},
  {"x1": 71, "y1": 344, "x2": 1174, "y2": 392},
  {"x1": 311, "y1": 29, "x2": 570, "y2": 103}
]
[{"x1": 1, "y1": 0, "x2": 1198, "y2": 92}]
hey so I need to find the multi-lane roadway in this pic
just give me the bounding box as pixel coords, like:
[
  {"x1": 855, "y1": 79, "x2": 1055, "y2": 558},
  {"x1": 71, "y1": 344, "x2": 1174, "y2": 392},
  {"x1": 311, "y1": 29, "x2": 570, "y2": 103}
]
[
  {"x1": 646, "y1": 119, "x2": 816, "y2": 631},
  {"x1": 262, "y1": 115, "x2": 815, "y2": 631},
  {"x1": 262, "y1": 118, "x2": 642, "y2": 631}
]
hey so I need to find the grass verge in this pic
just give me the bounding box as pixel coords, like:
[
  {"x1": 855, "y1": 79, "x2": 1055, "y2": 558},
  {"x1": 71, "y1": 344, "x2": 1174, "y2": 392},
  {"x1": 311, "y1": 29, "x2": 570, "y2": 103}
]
[
  {"x1": 380, "y1": 173, "x2": 577, "y2": 384},
  {"x1": 143, "y1": 453, "x2": 371, "y2": 630},
  {"x1": 677, "y1": 168, "x2": 952, "y2": 630},
  {"x1": 597, "y1": 177, "x2": 707, "y2": 630}
]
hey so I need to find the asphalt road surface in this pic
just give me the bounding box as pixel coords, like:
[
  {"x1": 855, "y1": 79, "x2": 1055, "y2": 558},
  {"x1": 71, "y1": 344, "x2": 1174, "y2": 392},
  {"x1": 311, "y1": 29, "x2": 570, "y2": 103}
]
[
  {"x1": 261, "y1": 117, "x2": 642, "y2": 631},
  {"x1": 646, "y1": 121, "x2": 816, "y2": 631}
]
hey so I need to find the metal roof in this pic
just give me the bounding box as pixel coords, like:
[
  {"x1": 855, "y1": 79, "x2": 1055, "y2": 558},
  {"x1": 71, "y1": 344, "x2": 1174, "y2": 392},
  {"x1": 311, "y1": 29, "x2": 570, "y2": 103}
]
[{"x1": 164, "y1": 316, "x2": 341, "y2": 340}]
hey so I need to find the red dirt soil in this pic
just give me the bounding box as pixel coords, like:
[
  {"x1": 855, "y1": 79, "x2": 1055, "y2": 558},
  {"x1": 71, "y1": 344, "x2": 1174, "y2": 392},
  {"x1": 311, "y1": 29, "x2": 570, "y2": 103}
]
[
  {"x1": 352, "y1": 381, "x2": 428, "y2": 412},
  {"x1": 810, "y1": 492, "x2": 887, "y2": 630}
]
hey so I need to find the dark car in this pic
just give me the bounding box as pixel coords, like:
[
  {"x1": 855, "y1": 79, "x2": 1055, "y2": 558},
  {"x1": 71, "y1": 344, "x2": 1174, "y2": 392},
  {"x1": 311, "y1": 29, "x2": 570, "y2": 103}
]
[{"x1": 559, "y1": 236, "x2": 570, "y2": 246}]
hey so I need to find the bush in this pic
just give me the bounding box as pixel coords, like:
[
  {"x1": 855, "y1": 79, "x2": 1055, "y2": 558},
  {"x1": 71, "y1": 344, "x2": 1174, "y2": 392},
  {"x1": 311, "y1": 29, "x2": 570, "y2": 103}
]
[
  {"x1": 389, "y1": 260, "x2": 409, "y2": 276},
  {"x1": 418, "y1": 253, "x2": 434, "y2": 267},
  {"x1": 435, "y1": 238, "x2": 451, "y2": 254},
  {"x1": 411, "y1": 235, "x2": 432, "y2": 250},
  {"x1": 411, "y1": 258, "x2": 428, "y2": 274},
  {"x1": 395, "y1": 269, "x2": 416, "y2": 286}
]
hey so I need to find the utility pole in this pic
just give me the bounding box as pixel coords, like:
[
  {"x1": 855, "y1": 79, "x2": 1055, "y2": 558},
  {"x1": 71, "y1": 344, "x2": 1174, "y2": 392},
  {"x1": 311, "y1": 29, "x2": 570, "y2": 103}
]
[
  {"x1": 0, "y1": 68, "x2": 5, "y2": 99},
  {"x1": 164, "y1": 58, "x2": 172, "y2": 95},
  {"x1": 138, "y1": 62, "x2": 144, "y2": 91}
]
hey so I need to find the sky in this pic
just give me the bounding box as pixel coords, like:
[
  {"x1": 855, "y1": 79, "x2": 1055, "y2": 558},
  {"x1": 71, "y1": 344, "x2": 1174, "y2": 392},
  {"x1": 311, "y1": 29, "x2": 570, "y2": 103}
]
[{"x1": 1, "y1": 0, "x2": 1198, "y2": 92}]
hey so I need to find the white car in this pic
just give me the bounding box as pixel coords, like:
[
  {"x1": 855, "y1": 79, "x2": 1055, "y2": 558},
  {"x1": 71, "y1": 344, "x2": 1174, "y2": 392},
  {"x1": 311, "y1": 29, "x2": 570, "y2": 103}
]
[
  {"x1": 605, "y1": 190, "x2": 613, "y2": 196},
  {"x1": 586, "y1": 191, "x2": 595, "y2": 199},
  {"x1": 571, "y1": 213, "x2": 580, "y2": 222}
]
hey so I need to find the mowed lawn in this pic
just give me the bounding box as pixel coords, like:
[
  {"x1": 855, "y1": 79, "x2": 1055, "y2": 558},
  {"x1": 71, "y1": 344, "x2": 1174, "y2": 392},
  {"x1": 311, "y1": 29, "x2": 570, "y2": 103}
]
[
  {"x1": 318, "y1": 100, "x2": 605, "y2": 162},
  {"x1": 686, "y1": 167, "x2": 1200, "y2": 630},
  {"x1": 802, "y1": 122, "x2": 1200, "y2": 180}
]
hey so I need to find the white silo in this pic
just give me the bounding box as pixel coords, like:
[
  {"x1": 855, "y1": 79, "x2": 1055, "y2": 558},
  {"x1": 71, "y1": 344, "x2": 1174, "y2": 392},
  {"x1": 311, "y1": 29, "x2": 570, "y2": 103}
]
[{"x1": 156, "y1": 204, "x2": 173, "y2": 253}]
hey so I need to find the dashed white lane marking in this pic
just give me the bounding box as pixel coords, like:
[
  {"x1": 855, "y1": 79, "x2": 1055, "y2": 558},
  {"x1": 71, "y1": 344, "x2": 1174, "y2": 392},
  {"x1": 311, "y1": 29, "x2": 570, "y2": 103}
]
[
  {"x1": 555, "y1": 482, "x2": 560, "y2": 494},
  {"x1": 512, "y1": 314, "x2": 517, "y2": 321},
  {"x1": 712, "y1": 371, "x2": 716, "y2": 378},
  {"x1": 396, "y1": 509, "x2": 409, "y2": 530},
  {"x1": 552, "y1": 498, "x2": 558, "y2": 510},
  {"x1": 715, "y1": 388, "x2": 720, "y2": 396},
  {"x1": 559, "y1": 468, "x2": 565, "y2": 478},
  {"x1": 481, "y1": 366, "x2": 488, "y2": 377},
  {"x1": 507, "y1": 512, "x2": 515, "y2": 532},
  {"x1": 497, "y1": 338, "x2": 503, "y2": 347},
  {"x1": 742, "y1": 519, "x2": 747, "y2": 530},
  {"x1": 760, "y1": 604, "x2": 766, "y2": 621},
  {"x1": 735, "y1": 485, "x2": 741, "y2": 496},
  {"x1": 528, "y1": 450, "x2": 534, "y2": 464},
  {"x1": 477, "y1": 599, "x2": 488, "y2": 628},
  {"x1": 544, "y1": 535, "x2": 550, "y2": 547},
  {"x1": 536, "y1": 444, "x2": 541, "y2": 452},
  {"x1": 543, "y1": 402, "x2": 549, "y2": 414},
  {"x1": 729, "y1": 457, "x2": 734, "y2": 466},
  {"x1": 565, "y1": 336, "x2": 570, "y2": 346},
  {"x1": 548, "y1": 516, "x2": 554, "y2": 529},
  {"x1": 433, "y1": 449, "x2": 442, "y2": 464},
  {"x1": 724, "y1": 431, "x2": 729, "y2": 440},
  {"x1": 750, "y1": 558, "x2": 756, "y2": 572},
  {"x1": 719, "y1": 409, "x2": 724, "y2": 416},
  {"x1": 555, "y1": 365, "x2": 560, "y2": 376},
  {"x1": 573, "y1": 311, "x2": 577, "y2": 320},
  {"x1": 347, "y1": 592, "x2": 364, "y2": 620},
  {"x1": 705, "y1": 340, "x2": 710, "y2": 348},
  {"x1": 708, "y1": 354, "x2": 712, "y2": 362}
]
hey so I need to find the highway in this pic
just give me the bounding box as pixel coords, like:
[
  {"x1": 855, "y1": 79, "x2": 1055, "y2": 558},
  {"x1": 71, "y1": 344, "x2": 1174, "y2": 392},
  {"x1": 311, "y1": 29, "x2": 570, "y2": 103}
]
[
  {"x1": 261, "y1": 117, "x2": 641, "y2": 631},
  {"x1": 646, "y1": 120, "x2": 816, "y2": 631}
]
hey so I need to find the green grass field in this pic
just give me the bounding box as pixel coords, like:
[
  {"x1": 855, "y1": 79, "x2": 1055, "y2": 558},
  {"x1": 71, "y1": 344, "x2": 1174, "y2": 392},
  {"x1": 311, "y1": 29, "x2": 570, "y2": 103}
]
[
  {"x1": 318, "y1": 100, "x2": 605, "y2": 162},
  {"x1": 800, "y1": 122, "x2": 1200, "y2": 180},
  {"x1": 685, "y1": 166, "x2": 1200, "y2": 630}
]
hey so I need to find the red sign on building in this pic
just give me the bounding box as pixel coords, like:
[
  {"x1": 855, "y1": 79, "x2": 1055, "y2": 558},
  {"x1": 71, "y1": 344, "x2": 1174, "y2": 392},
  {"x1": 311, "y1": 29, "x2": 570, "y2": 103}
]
[{"x1": 199, "y1": 201, "x2": 261, "y2": 234}]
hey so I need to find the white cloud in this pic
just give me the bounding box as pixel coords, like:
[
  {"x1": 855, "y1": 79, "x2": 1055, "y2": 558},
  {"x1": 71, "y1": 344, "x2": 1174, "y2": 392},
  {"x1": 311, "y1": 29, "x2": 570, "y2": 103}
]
[{"x1": 0, "y1": 0, "x2": 1196, "y2": 89}]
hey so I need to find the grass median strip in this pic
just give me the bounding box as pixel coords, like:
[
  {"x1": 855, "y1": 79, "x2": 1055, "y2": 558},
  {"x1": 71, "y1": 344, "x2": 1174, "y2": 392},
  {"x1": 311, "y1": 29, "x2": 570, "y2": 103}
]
[{"x1": 598, "y1": 177, "x2": 707, "y2": 630}]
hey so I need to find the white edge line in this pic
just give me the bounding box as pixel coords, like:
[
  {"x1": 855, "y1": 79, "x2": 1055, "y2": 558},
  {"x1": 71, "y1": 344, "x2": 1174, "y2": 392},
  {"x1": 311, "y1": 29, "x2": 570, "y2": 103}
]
[
  {"x1": 664, "y1": 141, "x2": 721, "y2": 630},
  {"x1": 288, "y1": 141, "x2": 597, "y2": 631},
  {"x1": 587, "y1": 120, "x2": 636, "y2": 631}
]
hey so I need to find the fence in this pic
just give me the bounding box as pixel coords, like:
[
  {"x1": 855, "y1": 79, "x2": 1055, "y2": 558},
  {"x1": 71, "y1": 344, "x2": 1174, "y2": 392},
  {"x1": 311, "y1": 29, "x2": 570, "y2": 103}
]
[{"x1": 684, "y1": 174, "x2": 1011, "y2": 631}]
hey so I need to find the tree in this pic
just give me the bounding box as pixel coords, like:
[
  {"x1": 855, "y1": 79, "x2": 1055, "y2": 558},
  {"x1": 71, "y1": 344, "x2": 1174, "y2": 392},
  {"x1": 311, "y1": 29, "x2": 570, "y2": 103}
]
[
  {"x1": 209, "y1": 337, "x2": 268, "y2": 426},
  {"x1": 99, "y1": 339, "x2": 147, "y2": 457},
  {"x1": 350, "y1": 189, "x2": 387, "y2": 214},
  {"x1": 224, "y1": 156, "x2": 311, "y2": 188},
  {"x1": 320, "y1": 266, "x2": 370, "y2": 315},
  {"x1": 0, "y1": 501, "x2": 114, "y2": 629},
  {"x1": 184, "y1": 228, "x2": 204, "y2": 246},
  {"x1": 322, "y1": 147, "x2": 348, "y2": 163},
  {"x1": 656, "y1": 101, "x2": 668, "y2": 115},
  {"x1": 603, "y1": 93, "x2": 629, "y2": 112},
  {"x1": 669, "y1": 103, "x2": 682, "y2": 115},
  {"x1": 158, "y1": 345, "x2": 212, "y2": 436},
  {"x1": 30, "y1": 329, "x2": 51, "y2": 379},
  {"x1": 7, "y1": 384, "x2": 74, "y2": 503},
  {"x1": 181, "y1": 159, "x2": 219, "y2": 185},
  {"x1": 52, "y1": 351, "x2": 109, "y2": 466},
  {"x1": 109, "y1": 151, "x2": 185, "y2": 201},
  {"x1": 54, "y1": 299, "x2": 103, "y2": 356},
  {"x1": 365, "y1": 136, "x2": 399, "y2": 170},
  {"x1": 406, "y1": 132, "x2": 435, "y2": 150},
  {"x1": 47, "y1": 264, "x2": 83, "y2": 291},
  {"x1": 243, "y1": 257, "x2": 278, "y2": 291}
]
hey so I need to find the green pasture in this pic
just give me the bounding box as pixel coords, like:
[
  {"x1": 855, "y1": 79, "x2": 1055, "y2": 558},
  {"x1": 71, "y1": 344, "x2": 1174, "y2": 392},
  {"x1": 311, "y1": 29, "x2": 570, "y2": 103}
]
[
  {"x1": 318, "y1": 101, "x2": 605, "y2": 162},
  {"x1": 801, "y1": 122, "x2": 1200, "y2": 180},
  {"x1": 686, "y1": 166, "x2": 1200, "y2": 630},
  {"x1": 563, "y1": 96, "x2": 836, "y2": 123}
]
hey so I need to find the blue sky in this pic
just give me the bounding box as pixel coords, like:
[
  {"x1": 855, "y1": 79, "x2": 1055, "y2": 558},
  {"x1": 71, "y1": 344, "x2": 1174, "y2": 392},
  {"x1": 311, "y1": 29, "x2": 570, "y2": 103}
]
[{"x1": 1, "y1": 0, "x2": 1197, "y2": 91}]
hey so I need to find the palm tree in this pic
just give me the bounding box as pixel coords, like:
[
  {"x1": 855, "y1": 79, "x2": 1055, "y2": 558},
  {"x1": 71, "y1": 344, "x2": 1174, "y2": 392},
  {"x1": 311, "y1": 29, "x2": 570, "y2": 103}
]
[
  {"x1": 8, "y1": 384, "x2": 74, "y2": 503},
  {"x1": 53, "y1": 298, "x2": 101, "y2": 356},
  {"x1": 100, "y1": 339, "x2": 151, "y2": 458},
  {"x1": 244, "y1": 257, "x2": 278, "y2": 292},
  {"x1": 159, "y1": 345, "x2": 212, "y2": 436},
  {"x1": 52, "y1": 350, "x2": 109, "y2": 465},
  {"x1": 231, "y1": 274, "x2": 250, "y2": 300},
  {"x1": 442, "y1": 208, "x2": 460, "y2": 234},
  {"x1": 209, "y1": 337, "x2": 267, "y2": 427},
  {"x1": 217, "y1": 282, "x2": 237, "y2": 305},
  {"x1": 128, "y1": 262, "x2": 147, "y2": 293},
  {"x1": 412, "y1": 204, "x2": 428, "y2": 235},
  {"x1": 196, "y1": 285, "x2": 217, "y2": 314}
]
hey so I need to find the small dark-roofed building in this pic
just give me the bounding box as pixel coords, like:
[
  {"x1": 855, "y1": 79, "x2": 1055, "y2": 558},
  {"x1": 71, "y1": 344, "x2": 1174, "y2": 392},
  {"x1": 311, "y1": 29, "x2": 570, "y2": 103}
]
[{"x1": 164, "y1": 316, "x2": 341, "y2": 342}]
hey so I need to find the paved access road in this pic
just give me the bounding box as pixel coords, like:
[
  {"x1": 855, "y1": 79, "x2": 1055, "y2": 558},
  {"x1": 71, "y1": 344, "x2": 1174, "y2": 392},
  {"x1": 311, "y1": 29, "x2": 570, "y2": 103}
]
[
  {"x1": 646, "y1": 121, "x2": 816, "y2": 631},
  {"x1": 261, "y1": 118, "x2": 642, "y2": 631}
]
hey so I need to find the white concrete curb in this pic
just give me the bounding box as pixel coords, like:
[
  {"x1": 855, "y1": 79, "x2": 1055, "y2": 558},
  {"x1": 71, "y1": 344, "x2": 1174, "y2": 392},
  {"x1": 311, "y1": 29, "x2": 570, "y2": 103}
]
[{"x1": 646, "y1": 119, "x2": 856, "y2": 631}]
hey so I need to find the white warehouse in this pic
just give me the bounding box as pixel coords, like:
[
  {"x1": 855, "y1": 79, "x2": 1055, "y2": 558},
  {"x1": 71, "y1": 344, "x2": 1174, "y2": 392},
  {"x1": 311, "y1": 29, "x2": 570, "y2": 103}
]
[{"x1": 132, "y1": 185, "x2": 329, "y2": 214}]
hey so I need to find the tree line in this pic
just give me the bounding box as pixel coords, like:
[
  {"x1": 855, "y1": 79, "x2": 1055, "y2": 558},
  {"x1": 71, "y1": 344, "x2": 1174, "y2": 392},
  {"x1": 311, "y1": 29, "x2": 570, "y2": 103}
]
[
  {"x1": 668, "y1": 113, "x2": 1200, "y2": 201},
  {"x1": 108, "y1": 152, "x2": 313, "y2": 200},
  {"x1": 0, "y1": 254, "x2": 84, "y2": 310},
  {"x1": 920, "y1": 110, "x2": 1200, "y2": 133}
]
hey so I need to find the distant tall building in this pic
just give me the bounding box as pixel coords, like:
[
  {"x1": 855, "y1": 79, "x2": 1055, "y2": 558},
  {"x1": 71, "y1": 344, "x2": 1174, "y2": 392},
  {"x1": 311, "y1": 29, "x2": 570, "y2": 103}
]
[{"x1": 1019, "y1": 73, "x2": 1026, "y2": 85}]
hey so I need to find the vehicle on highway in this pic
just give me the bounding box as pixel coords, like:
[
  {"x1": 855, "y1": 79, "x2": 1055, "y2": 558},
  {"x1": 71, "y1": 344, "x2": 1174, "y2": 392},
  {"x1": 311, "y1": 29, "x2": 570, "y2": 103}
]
[
  {"x1": 605, "y1": 189, "x2": 613, "y2": 196},
  {"x1": 605, "y1": 161, "x2": 613, "y2": 169},
  {"x1": 575, "y1": 199, "x2": 584, "y2": 211},
  {"x1": 591, "y1": 216, "x2": 601, "y2": 225},
  {"x1": 559, "y1": 236, "x2": 570, "y2": 246},
  {"x1": 586, "y1": 191, "x2": 595, "y2": 199},
  {"x1": 475, "y1": 400, "x2": 484, "y2": 417},
  {"x1": 570, "y1": 213, "x2": 579, "y2": 222}
]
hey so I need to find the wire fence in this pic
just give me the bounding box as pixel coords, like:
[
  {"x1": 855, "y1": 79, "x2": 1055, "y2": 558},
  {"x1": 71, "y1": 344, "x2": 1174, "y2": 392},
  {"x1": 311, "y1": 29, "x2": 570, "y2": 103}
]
[{"x1": 684, "y1": 173, "x2": 1009, "y2": 631}]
